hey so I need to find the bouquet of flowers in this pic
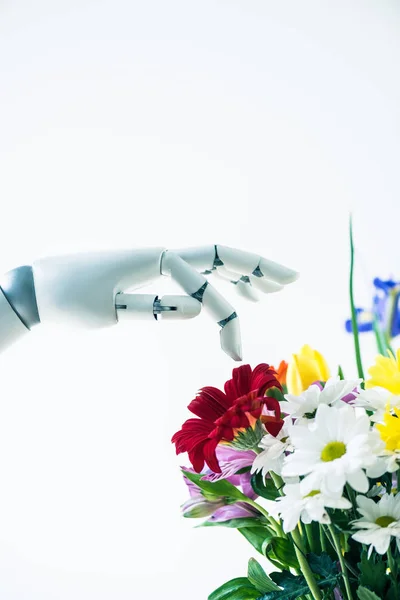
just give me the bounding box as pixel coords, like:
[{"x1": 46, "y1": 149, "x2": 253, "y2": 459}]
[{"x1": 171, "y1": 224, "x2": 400, "y2": 600}]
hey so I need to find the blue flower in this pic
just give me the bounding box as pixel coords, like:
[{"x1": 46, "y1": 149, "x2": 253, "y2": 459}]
[
  {"x1": 345, "y1": 278, "x2": 400, "y2": 338},
  {"x1": 345, "y1": 308, "x2": 374, "y2": 333}
]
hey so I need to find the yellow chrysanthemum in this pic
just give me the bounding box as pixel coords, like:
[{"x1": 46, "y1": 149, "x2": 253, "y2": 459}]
[
  {"x1": 286, "y1": 345, "x2": 330, "y2": 396},
  {"x1": 366, "y1": 349, "x2": 400, "y2": 394},
  {"x1": 376, "y1": 407, "x2": 400, "y2": 451}
]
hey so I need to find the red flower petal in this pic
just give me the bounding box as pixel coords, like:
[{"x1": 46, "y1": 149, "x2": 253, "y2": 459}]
[
  {"x1": 188, "y1": 442, "x2": 208, "y2": 473},
  {"x1": 172, "y1": 362, "x2": 283, "y2": 475},
  {"x1": 253, "y1": 364, "x2": 282, "y2": 395},
  {"x1": 264, "y1": 417, "x2": 284, "y2": 437},
  {"x1": 188, "y1": 386, "x2": 230, "y2": 420},
  {"x1": 224, "y1": 364, "x2": 252, "y2": 401},
  {"x1": 171, "y1": 418, "x2": 214, "y2": 454},
  {"x1": 203, "y1": 438, "x2": 221, "y2": 473},
  {"x1": 262, "y1": 396, "x2": 281, "y2": 420}
]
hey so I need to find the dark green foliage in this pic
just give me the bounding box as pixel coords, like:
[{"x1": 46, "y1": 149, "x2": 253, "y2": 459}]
[
  {"x1": 357, "y1": 551, "x2": 388, "y2": 598},
  {"x1": 251, "y1": 472, "x2": 280, "y2": 501},
  {"x1": 307, "y1": 552, "x2": 338, "y2": 578}
]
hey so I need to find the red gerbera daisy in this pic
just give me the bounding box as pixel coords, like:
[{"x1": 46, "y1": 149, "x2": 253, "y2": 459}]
[{"x1": 171, "y1": 364, "x2": 283, "y2": 474}]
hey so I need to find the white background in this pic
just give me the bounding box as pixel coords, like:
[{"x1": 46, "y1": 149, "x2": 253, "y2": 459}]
[{"x1": 1, "y1": 1, "x2": 400, "y2": 598}]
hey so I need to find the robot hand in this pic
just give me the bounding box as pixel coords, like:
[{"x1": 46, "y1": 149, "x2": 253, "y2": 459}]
[{"x1": 0, "y1": 246, "x2": 298, "y2": 360}]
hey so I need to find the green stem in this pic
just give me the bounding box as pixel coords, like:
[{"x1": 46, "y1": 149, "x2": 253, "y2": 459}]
[
  {"x1": 384, "y1": 290, "x2": 397, "y2": 356},
  {"x1": 319, "y1": 524, "x2": 327, "y2": 552},
  {"x1": 270, "y1": 471, "x2": 284, "y2": 494},
  {"x1": 270, "y1": 471, "x2": 322, "y2": 598},
  {"x1": 291, "y1": 527, "x2": 322, "y2": 600},
  {"x1": 243, "y1": 498, "x2": 284, "y2": 538},
  {"x1": 372, "y1": 313, "x2": 387, "y2": 356},
  {"x1": 323, "y1": 527, "x2": 358, "y2": 579},
  {"x1": 305, "y1": 523, "x2": 317, "y2": 553},
  {"x1": 387, "y1": 544, "x2": 398, "y2": 598},
  {"x1": 327, "y1": 524, "x2": 354, "y2": 600},
  {"x1": 345, "y1": 484, "x2": 357, "y2": 520},
  {"x1": 349, "y1": 215, "x2": 365, "y2": 381}
]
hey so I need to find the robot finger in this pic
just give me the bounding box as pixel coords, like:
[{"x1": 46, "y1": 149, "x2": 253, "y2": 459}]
[
  {"x1": 115, "y1": 293, "x2": 202, "y2": 321},
  {"x1": 161, "y1": 251, "x2": 242, "y2": 361},
  {"x1": 210, "y1": 267, "x2": 260, "y2": 302},
  {"x1": 216, "y1": 245, "x2": 299, "y2": 285},
  {"x1": 170, "y1": 245, "x2": 298, "y2": 288}
]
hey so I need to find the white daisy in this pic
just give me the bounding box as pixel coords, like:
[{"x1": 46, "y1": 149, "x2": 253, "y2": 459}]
[
  {"x1": 268, "y1": 482, "x2": 352, "y2": 533},
  {"x1": 352, "y1": 387, "x2": 400, "y2": 422},
  {"x1": 282, "y1": 403, "x2": 377, "y2": 497},
  {"x1": 352, "y1": 493, "x2": 400, "y2": 556},
  {"x1": 366, "y1": 424, "x2": 400, "y2": 479},
  {"x1": 251, "y1": 420, "x2": 292, "y2": 477},
  {"x1": 282, "y1": 376, "x2": 362, "y2": 423}
]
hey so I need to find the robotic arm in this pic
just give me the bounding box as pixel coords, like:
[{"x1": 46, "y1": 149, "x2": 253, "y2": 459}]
[{"x1": 0, "y1": 245, "x2": 298, "y2": 360}]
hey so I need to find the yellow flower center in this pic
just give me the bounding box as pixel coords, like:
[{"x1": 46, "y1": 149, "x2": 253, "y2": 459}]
[
  {"x1": 375, "y1": 516, "x2": 396, "y2": 527},
  {"x1": 321, "y1": 441, "x2": 346, "y2": 462},
  {"x1": 376, "y1": 409, "x2": 400, "y2": 451},
  {"x1": 305, "y1": 490, "x2": 320, "y2": 498}
]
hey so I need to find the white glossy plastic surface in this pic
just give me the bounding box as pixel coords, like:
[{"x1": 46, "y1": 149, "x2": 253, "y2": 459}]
[
  {"x1": 161, "y1": 252, "x2": 205, "y2": 294},
  {"x1": 217, "y1": 245, "x2": 260, "y2": 274},
  {"x1": 259, "y1": 257, "x2": 299, "y2": 284},
  {"x1": 169, "y1": 246, "x2": 215, "y2": 271},
  {"x1": 159, "y1": 295, "x2": 201, "y2": 320},
  {"x1": 33, "y1": 248, "x2": 165, "y2": 329},
  {"x1": 220, "y1": 319, "x2": 242, "y2": 362},
  {"x1": 250, "y1": 276, "x2": 283, "y2": 293},
  {"x1": 115, "y1": 293, "x2": 201, "y2": 320},
  {"x1": 235, "y1": 280, "x2": 259, "y2": 301},
  {"x1": 0, "y1": 245, "x2": 297, "y2": 360},
  {"x1": 0, "y1": 290, "x2": 29, "y2": 353},
  {"x1": 116, "y1": 293, "x2": 156, "y2": 321},
  {"x1": 202, "y1": 284, "x2": 235, "y2": 322}
]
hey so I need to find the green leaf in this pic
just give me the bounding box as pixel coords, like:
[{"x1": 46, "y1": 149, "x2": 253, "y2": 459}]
[
  {"x1": 200, "y1": 517, "x2": 266, "y2": 529},
  {"x1": 236, "y1": 466, "x2": 252, "y2": 475},
  {"x1": 386, "y1": 582, "x2": 399, "y2": 600},
  {"x1": 307, "y1": 552, "x2": 338, "y2": 578},
  {"x1": 338, "y1": 365, "x2": 345, "y2": 380},
  {"x1": 264, "y1": 537, "x2": 299, "y2": 570},
  {"x1": 259, "y1": 571, "x2": 311, "y2": 600},
  {"x1": 266, "y1": 387, "x2": 286, "y2": 402},
  {"x1": 208, "y1": 578, "x2": 260, "y2": 600},
  {"x1": 239, "y1": 526, "x2": 275, "y2": 555},
  {"x1": 182, "y1": 470, "x2": 247, "y2": 502},
  {"x1": 357, "y1": 551, "x2": 388, "y2": 597},
  {"x1": 247, "y1": 558, "x2": 280, "y2": 593},
  {"x1": 259, "y1": 568, "x2": 339, "y2": 600},
  {"x1": 356, "y1": 587, "x2": 382, "y2": 600},
  {"x1": 251, "y1": 472, "x2": 280, "y2": 501}
]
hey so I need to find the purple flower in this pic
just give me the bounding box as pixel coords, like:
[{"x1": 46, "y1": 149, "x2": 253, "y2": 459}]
[
  {"x1": 181, "y1": 494, "x2": 226, "y2": 518},
  {"x1": 345, "y1": 277, "x2": 400, "y2": 337},
  {"x1": 201, "y1": 446, "x2": 257, "y2": 500},
  {"x1": 208, "y1": 502, "x2": 261, "y2": 523},
  {"x1": 181, "y1": 447, "x2": 261, "y2": 520},
  {"x1": 334, "y1": 587, "x2": 344, "y2": 600}
]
